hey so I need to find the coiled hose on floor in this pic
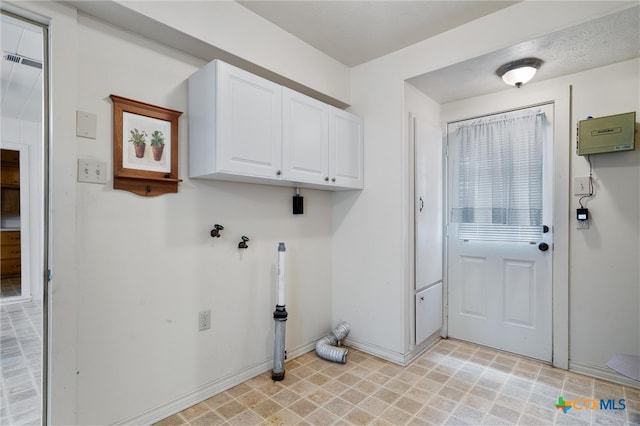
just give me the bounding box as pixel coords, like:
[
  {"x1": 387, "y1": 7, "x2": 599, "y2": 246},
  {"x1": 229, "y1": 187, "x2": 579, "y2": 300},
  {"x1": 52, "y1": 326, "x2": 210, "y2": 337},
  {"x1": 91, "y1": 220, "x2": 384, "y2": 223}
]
[{"x1": 315, "y1": 321, "x2": 350, "y2": 364}]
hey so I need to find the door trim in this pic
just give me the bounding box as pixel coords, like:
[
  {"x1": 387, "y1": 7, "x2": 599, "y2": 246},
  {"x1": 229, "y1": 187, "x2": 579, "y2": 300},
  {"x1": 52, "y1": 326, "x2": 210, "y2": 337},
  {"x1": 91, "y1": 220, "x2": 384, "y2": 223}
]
[{"x1": 0, "y1": 5, "x2": 51, "y2": 421}]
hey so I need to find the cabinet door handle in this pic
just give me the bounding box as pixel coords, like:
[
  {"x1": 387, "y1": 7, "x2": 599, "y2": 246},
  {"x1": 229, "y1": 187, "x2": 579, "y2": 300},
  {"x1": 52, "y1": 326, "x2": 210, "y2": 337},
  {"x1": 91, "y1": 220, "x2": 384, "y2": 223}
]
[
  {"x1": 419, "y1": 197, "x2": 424, "y2": 212},
  {"x1": 331, "y1": 177, "x2": 336, "y2": 182},
  {"x1": 276, "y1": 170, "x2": 281, "y2": 176},
  {"x1": 324, "y1": 177, "x2": 329, "y2": 182}
]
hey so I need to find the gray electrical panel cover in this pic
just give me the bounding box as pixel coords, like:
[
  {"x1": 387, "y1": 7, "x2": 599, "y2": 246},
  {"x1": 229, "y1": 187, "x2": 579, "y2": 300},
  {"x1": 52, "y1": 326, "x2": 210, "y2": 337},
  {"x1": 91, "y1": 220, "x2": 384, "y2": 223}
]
[{"x1": 578, "y1": 112, "x2": 636, "y2": 155}]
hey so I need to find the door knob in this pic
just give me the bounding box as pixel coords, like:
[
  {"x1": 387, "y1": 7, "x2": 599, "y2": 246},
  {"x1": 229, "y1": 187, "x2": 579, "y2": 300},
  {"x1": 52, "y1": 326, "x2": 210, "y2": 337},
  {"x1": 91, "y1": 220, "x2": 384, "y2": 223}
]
[{"x1": 538, "y1": 242, "x2": 549, "y2": 252}]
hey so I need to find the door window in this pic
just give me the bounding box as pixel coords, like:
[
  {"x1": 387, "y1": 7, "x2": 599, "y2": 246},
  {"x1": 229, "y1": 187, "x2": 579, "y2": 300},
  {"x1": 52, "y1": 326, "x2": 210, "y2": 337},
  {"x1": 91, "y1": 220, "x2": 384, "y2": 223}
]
[{"x1": 450, "y1": 110, "x2": 547, "y2": 243}]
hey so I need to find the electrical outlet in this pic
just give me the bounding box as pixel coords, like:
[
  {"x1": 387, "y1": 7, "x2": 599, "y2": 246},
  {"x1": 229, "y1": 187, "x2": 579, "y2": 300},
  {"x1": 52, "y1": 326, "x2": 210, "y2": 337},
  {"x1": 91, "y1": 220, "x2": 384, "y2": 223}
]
[
  {"x1": 577, "y1": 219, "x2": 589, "y2": 229},
  {"x1": 77, "y1": 158, "x2": 107, "y2": 184},
  {"x1": 574, "y1": 177, "x2": 590, "y2": 196},
  {"x1": 198, "y1": 309, "x2": 211, "y2": 331}
]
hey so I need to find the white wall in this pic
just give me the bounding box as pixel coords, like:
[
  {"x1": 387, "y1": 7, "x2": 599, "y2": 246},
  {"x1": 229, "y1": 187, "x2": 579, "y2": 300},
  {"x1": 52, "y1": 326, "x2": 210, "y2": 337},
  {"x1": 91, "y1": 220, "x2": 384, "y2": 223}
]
[
  {"x1": 334, "y1": 1, "x2": 630, "y2": 363},
  {"x1": 109, "y1": 0, "x2": 351, "y2": 105},
  {"x1": 567, "y1": 60, "x2": 640, "y2": 369},
  {"x1": 73, "y1": 13, "x2": 333, "y2": 425},
  {"x1": 5, "y1": 1, "x2": 347, "y2": 424},
  {"x1": 440, "y1": 59, "x2": 639, "y2": 377}
]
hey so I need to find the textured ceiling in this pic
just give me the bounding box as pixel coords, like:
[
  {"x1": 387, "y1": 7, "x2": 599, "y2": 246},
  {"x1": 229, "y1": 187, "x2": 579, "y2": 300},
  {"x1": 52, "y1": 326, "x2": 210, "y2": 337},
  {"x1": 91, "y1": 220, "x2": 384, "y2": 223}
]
[
  {"x1": 238, "y1": 1, "x2": 518, "y2": 67},
  {"x1": 0, "y1": 13, "x2": 43, "y2": 123},
  {"x1": 407, "y1": 5, "x2": 640, "y2": 104}
]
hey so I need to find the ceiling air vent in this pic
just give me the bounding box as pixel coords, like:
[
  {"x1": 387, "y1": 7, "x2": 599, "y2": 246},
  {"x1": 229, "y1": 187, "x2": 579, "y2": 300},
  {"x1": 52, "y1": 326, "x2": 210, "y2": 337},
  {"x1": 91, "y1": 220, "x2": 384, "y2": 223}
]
[{"x1": 3, "y1": 52, "x2": 42, "y2": 69}]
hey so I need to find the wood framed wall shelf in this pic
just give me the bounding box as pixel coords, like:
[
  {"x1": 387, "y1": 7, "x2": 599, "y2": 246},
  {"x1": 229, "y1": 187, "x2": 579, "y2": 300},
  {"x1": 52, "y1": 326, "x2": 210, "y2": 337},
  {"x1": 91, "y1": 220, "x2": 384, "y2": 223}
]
[{"x1": 110, "y1": 95, "x2": 183, "y2": 196}]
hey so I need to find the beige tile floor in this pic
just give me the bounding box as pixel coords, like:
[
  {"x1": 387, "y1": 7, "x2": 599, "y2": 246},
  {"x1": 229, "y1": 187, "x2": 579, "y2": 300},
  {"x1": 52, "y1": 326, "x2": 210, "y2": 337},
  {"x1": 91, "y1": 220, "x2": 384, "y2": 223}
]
[{"x1": 155, "y1": 339, "x2": 640, "y2": 425}]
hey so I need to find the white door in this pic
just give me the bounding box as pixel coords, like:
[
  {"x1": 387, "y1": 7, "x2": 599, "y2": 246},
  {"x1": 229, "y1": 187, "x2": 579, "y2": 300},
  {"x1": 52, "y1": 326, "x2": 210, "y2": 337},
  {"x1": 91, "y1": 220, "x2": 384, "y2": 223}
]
[{"x1": 447, "y1": 104, "x2": 553, "y2": 362}]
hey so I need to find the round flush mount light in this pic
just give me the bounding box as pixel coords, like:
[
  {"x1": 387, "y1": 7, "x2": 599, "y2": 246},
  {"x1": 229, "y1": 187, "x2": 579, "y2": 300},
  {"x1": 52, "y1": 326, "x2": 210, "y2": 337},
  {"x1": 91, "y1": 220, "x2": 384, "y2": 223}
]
[{"x1": 496, "y1": 57, "x2": 543, "y2": 88}]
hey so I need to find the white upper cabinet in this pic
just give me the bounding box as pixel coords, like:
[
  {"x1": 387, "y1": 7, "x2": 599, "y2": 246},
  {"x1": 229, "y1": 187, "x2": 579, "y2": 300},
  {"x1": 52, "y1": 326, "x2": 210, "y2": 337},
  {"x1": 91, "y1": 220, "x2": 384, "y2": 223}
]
[
  {"x1": 189, "y1": 60, "x2": 283, "y2": 182},
  {"x1": 330, "y1": 109, "x2": 364, "y2": 189},
  {"x1": 282, "y1": 88, "x2": 330, "y2": 185},
  {"x1": 189, "y1": 60, "x2": 363, "y2": 190}
]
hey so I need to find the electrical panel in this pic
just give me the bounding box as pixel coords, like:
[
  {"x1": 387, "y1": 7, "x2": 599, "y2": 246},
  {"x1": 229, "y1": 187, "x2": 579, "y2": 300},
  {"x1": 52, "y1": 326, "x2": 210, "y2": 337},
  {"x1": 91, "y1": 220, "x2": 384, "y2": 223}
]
[{"x1": 577, "y1": 112, "x2": 636, "y2": 156}]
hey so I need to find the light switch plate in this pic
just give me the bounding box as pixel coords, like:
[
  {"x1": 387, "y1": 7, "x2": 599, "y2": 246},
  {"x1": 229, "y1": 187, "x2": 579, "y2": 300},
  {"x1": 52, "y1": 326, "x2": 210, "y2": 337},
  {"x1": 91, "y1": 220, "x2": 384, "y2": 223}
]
[
  {"x1": 76, "y1": 111, "x2": 97, "y2": 139},
  {"x1": 78, "y1": 158, "x2": 107, "y2": 184},
  {"x1": 574, "y1": 177, "x2": 591, "y2": 196}
]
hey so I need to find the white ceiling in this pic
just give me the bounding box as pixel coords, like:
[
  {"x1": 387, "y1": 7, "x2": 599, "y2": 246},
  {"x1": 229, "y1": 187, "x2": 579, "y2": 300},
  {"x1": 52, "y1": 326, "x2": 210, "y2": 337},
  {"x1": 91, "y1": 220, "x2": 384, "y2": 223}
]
[
  {"x1": 0, "y1": 13, "x2": 43, "y2": 123},
  {"x1": 239, "y1": 1, "x2": 640, "y2": 103},
  {"x1": 238, "y1": 1, "x2": 518, "y2": 67}
]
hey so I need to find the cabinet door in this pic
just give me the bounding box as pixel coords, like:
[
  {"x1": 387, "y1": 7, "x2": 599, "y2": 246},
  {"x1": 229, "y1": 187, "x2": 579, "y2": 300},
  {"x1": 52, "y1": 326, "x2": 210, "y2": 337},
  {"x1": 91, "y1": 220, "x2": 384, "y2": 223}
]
[
  {"x1": 217, "y1": 62, "x2": 282, "y2": 179},
  {"x1": 282, "y1": 88, "x2": 329, "y2": 184},
  {"x1": 329, "y1": 109, "x2": 363, "y2": 189},
  {"x1": 416, "y1": 282, "x2": 443, "y2": 344},
  {"x1": 415, "y1": 119, "x2": 443, "y2": 290}
]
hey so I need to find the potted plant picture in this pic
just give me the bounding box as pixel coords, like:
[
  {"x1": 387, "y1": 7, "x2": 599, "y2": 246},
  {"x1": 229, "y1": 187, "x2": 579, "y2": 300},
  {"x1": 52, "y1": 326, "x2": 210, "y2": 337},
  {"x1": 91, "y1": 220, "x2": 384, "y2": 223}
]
[
  {"x1": 129, "y1": 128, "x2": 147, "y2": 158},
  {"x1": 150, "y1": 130, "x2": 165, "y2": 161}
]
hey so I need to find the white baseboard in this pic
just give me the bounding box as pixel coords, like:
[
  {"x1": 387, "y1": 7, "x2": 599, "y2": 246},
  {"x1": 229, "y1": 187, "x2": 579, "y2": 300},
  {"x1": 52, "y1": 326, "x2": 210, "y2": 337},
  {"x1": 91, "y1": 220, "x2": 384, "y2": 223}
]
[
  {"x1": 569, "y1": 360, "x2": 640, "y2": 390},
  {"x1": 343, "y1": 336, "x2": 406, "y2": 365},
  {"x1": 113, "y1": 341, "x2": 317, "y2": 426},
  {"x1": 403, "y1": 333, "x2": 441, "y2": 365},
  {"x1": 344, "y1": 333, "x2": 441, "y2": 366}
]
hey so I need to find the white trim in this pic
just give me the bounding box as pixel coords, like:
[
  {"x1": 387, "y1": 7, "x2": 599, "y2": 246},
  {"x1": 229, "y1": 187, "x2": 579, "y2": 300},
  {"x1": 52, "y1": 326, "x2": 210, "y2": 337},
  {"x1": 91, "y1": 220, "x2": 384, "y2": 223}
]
[
  {"x1": 403, "y1": 332, "x2": 441, "y2": 366},
  {"x1": 569, "y1": 360, "x2": 640, "y2": 390},
  {"x1": 551, "y1": 89, "x2": 571, "y2": 370},
  {"x1": 345, "y1": 332, "x2": 441, "y2": 366},
  {"x1": 113, "y1": 341, "x2": 317, "y2": 426}
]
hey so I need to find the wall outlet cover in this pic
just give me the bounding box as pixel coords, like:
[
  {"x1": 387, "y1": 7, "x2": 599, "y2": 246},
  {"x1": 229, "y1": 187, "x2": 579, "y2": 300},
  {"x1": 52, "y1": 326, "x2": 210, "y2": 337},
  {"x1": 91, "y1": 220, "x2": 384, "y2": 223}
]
[{"x1": 76, "y1": 111, "x2": 97, "y2": 139}]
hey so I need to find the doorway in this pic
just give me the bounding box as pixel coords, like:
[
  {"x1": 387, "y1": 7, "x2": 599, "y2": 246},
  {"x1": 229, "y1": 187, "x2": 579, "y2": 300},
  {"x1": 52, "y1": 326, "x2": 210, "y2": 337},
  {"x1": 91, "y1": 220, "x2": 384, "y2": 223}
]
[
  {"x1": 1, "y1": 9, "x2": 47, "y2": 425},
  {"x1": 446, "y1": 104, "x2": 554, "y2": 362}
]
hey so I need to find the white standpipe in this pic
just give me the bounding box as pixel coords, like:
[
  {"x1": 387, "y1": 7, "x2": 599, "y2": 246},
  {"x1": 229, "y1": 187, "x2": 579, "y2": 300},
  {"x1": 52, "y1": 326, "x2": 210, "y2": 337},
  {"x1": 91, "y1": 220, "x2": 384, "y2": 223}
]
[
  {"x1": 271, "y1": 242, "x2": 287, "y2": 381},
  {"x1": 277, "y1": 242, "x2": 285, "y2": 306}
]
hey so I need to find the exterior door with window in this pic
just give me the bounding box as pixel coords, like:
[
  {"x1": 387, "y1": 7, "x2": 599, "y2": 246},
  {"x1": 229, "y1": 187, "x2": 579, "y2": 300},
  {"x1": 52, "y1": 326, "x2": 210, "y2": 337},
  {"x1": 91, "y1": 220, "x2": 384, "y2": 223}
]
[{"x1": 447, "y1": 104, "x2": 553, "y2": 362}]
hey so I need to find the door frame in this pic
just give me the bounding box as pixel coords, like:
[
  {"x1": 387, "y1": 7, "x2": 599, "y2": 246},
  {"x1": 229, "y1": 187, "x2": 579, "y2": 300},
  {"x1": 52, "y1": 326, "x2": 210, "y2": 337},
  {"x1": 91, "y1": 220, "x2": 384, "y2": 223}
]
[
  {"x1": 442, "y1": 92, "x2": 570, "y2": 369},
  {"x1": 0, "y1": 4, "x2": 51, "y2": 421},
  {"x1": 445, "y1": 103, "x2": 554, "y2": 362}
]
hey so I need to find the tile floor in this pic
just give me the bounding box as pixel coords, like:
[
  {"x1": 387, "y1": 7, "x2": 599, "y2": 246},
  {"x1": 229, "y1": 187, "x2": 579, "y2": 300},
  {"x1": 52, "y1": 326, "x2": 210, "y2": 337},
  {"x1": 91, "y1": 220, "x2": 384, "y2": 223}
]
[
  {"x1": 1, "y1": 277, "x2": 22, "y2": 298},
  {"x1": 0, "y1": 299, "x2": 43, "y2": 426},
  {"x1": 156, "y1": 339, "x2": 640, "y2": 426}
]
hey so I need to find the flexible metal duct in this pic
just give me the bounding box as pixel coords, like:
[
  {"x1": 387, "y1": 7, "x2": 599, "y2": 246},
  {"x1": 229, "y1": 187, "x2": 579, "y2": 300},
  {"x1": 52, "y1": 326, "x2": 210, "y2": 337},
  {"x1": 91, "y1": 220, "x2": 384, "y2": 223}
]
[{"x1": 315, "y1": 321, "x2": 350, "y2": 364}]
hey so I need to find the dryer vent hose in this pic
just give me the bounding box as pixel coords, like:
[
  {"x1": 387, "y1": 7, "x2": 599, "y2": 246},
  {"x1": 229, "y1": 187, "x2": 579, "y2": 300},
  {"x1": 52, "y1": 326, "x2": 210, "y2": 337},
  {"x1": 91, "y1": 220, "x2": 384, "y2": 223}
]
[{"x1": 315, "y1": 321, "x2": 350, "y2": 364}]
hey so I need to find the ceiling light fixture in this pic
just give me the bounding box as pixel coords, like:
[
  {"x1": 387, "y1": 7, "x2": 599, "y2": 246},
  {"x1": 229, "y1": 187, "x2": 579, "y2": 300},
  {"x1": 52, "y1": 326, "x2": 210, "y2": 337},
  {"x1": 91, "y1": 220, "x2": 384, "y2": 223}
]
[{"x1": 496, "y1": 57, "x2": 543, "y2": 88}]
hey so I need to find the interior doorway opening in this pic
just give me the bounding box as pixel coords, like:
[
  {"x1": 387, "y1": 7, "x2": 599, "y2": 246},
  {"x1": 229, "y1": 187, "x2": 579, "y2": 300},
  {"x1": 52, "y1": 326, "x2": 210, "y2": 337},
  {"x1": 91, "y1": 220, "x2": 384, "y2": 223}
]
[{"x1": 1, "y1": 8, "x2": 48, "y2": 425}]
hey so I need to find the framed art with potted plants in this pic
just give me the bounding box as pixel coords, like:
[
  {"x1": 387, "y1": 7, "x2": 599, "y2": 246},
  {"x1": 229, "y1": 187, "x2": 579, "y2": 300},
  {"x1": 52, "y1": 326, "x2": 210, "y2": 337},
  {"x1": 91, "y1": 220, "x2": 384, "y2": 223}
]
[{"x1": 110, "y1": 94, "x2": 183, "y2": 196}]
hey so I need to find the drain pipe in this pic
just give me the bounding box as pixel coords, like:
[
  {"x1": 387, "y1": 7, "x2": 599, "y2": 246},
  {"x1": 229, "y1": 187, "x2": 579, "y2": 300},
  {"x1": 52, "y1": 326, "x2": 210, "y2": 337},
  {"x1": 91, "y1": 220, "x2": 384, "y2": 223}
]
[
  {"x1": 315, "y1": 321, "x2": 350, "y2": 364},
  {"x1": 271, "y1": 242, "x2": 287, "y2": 381}
]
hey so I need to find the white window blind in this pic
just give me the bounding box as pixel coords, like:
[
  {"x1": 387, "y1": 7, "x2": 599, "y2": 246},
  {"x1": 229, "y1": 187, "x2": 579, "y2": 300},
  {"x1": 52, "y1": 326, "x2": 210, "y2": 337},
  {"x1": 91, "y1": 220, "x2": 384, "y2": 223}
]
[{"x1": 450, "y1": 109, "x2": 546, "y2": 243}]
